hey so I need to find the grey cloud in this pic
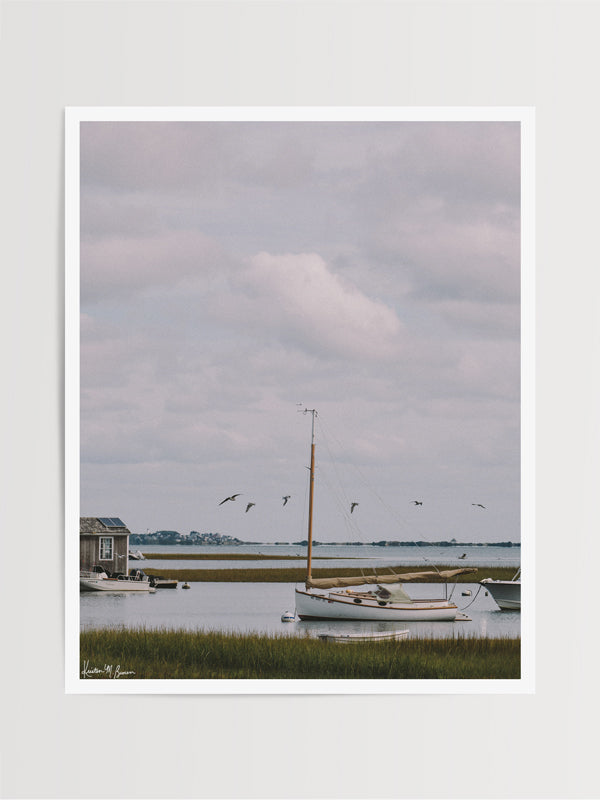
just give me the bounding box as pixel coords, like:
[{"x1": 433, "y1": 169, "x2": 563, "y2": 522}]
[{"x1": 79, "y1": 118, "x2": 522, "y2": 541}]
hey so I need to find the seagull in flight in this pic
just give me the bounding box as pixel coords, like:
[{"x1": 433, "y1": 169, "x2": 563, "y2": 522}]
[
  {"x1": 471, "y1": 503, "x2": 486, "y2": 509},
  {"x1": 219, "y1": 494, "x2": 242, "y2": 505},
  {"x1": 350, "y1": 502, "x2": 359, "y2": 514},
  {"x1": 411, "y1": 500, "x2": 423, "y2": 506},
  {"x1": 245, "y1": 502, "x2": 255, "y2": 513},
  {"x1": 459, "y1": 553, "x2": 467, "y2": 559},
  {"x1": 282, "y1": 496, "x2": 291, "y2": 506}
]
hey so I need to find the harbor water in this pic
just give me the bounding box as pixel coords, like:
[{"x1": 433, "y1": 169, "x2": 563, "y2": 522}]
[
  {"x1": 137, "y1": 542, "x2": 521, "y2": 572},
  {"x1": 80, "y1": 542, "x2": 521, "y2": 639}
]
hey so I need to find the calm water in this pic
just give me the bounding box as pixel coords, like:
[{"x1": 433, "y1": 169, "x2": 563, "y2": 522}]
[
  {"x1": 81, "y1": 544, "x2": 520, "y2": 639},
  {"x1": 80, "y1": 581, "x2": 520, "y2": 640},
  {"x1": 137, "y1": 543, "x2": 521, "y2": 571}
]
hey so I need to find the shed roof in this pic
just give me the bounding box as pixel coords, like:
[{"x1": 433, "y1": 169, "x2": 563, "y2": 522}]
[{"x1": 80, "y1": 517, "x2": 131, "y2": 535}]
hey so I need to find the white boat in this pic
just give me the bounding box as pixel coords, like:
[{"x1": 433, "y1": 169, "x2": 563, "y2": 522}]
[
  {"x1": 80, "y1": 566, "x2": 156, "y2": 592},
  {"x1": 294, "y1": 409, "x2": 477, "y2": 622},
  {"x1": 318, "y1": 629, "x2": 409, "y2": 643},
  {"x1": 151, "y1": 577, "x2": 178, "y2": 589},
  {"x1": 480, "y1": 568, "x2": 521, "y2": 610},
  {"x1": 128, "y1": 550, "x2": 146, "y2": 560}
]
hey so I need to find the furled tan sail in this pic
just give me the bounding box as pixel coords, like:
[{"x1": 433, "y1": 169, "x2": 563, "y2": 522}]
[{"x1": 306, "y1": 567, "x2": 477, "y2": 590}]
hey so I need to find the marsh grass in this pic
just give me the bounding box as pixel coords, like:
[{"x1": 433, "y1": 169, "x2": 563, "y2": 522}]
[
  {"x1": 80, "y1": 627, "x2": 520, "y2": 680},
  {"x1": 141, "y1": 565, "x2": 516, "y2": 583}
]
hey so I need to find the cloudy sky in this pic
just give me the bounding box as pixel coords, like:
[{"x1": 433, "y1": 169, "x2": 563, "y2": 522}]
[{"x1": 79, "y1": 117, "x2": 521, "y2": 544}]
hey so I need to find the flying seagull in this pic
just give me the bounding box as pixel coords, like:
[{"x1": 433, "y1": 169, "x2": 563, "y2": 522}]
[
  {"x1": 219, "y1": 494, "x2": 242, "y2": 505},
  {"x1": 411, "y1": 500, "x2": 423, "y2": 506},
  {"x1": 459, "y1": 553, "x2": 467, "y2": 559},
  {"x1": 282, "y1": 496, "x2": 291, "y2": 506},
  {"x1": 471, "y1": 503, "x2": 486, "y2": 509},
  {"x1": 245, "y1": 502, "x2": 255, "y2": 513},
  {"x1": 350, "y1": 502, "x2": 359, "y2": 514}
]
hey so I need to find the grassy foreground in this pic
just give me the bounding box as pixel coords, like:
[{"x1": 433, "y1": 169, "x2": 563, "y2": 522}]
[
  {"x1": 141, "y1": 565, "x2": 516, "y2": 583},
  {"x1": 80, "y1": 627, "x2": 520, "y2": 680}
]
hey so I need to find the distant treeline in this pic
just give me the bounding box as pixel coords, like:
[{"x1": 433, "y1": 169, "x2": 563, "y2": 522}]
[
  {"x1": 293, "y1": 540, "x2": 520, "y2": 548},
  {"x1": 130, "y1": 530, "x2": 519, "y2": 548}
]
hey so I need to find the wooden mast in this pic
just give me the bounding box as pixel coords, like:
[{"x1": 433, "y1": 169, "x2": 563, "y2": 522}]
[{"x1": 304, "y1": 408, "x2": 317, "y2": 584}]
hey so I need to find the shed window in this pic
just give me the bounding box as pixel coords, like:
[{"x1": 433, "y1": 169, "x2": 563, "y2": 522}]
[{"x1": 99, "y1": 537, "x2": 114, "y2": 560}]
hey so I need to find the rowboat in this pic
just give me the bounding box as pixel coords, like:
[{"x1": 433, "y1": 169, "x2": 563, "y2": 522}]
[{"x1": 318, "y1": 629, "x2": 409, "y2": 643}]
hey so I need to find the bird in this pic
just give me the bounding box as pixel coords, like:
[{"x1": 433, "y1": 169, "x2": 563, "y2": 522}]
[
  {"x1": 245, "y1": 502, "x2": 255, "y2": 513},
  {"x1": 282, "y1": 496, "x2": 291, "y2": 506},
  {"x1": 411, "y1": 500, "x2": 423, "y2": 506},
  {"x1": 459, "y1": 553, "x2": 467, "y2": 559},
  {"x1": 219, "y1": 494, "x2": 242, "y2": 505},
  {"x1": 471, "y1": 503, "x2": 486, "y2": 509},
  {"x1": 350, "y1": 502, "x2": 359, "y2": 513}
]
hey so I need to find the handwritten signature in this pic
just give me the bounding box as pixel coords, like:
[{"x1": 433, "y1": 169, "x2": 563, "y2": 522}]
[{"x1": 81, "y1": 660, "x2": 135, "y2": 679}]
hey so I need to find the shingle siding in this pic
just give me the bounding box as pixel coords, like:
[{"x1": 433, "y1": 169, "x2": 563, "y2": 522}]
[{"x1": 80, "y1": 517, "x2": 131, "y2": 573}]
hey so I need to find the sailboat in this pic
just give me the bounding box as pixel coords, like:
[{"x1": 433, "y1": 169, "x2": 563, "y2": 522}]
[{"x1": 294, "y1": 409, "x2": 477, "y2": 622}]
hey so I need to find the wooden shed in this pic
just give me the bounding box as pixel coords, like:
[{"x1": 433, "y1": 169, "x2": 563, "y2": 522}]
[{"x1": 80, "y1": 517, "x2": 130, "y2": 575}]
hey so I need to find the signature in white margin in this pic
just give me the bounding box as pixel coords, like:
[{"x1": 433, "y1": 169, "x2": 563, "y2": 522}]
[{"x1": 81, "y1": 660, "x2": 135, "y2": 679}]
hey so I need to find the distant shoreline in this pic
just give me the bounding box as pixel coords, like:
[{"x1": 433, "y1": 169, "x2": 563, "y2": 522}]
[{"x1": 133, "y1": 539, "x2": 520, "y2": 548}]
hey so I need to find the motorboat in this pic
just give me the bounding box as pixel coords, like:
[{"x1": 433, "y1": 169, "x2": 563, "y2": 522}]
[
  {"x1": 480, "y1": 568, "x2": 521, "y2": 610},
  {"x1": 80, "y1": 565, "x2": 156, "y2": 592}
]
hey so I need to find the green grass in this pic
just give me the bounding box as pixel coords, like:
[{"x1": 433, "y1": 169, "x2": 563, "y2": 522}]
[
  {"x1": 140, "y1": 565, "x2": 516, "y2": 583},
  {"x1": 80, "y1": 627, "x2": 520, "y2": 680}
]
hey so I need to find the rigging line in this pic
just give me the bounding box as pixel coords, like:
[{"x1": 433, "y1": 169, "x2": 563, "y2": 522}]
[
  {"x1": 315, "y1": 417, "x2": 354, "y2": 507},
  {"x1": 315, "y1": 417, "x2": 370, "y2": 544},
  {"x1": 315, "y1": 415, "x2": 444, "y2": 572},
  {"x1": 457, "y1": 584, "x2": 484, "y2": 611},
  {"x1": 317, "y1": 466, "x2": 365, "y2": 541},
  {"x1": 317, "y1": 415, "x2": 420, "y2": 534},
  {"x1": 313, "y1": 423, "x2": 367, "y2": 541}
]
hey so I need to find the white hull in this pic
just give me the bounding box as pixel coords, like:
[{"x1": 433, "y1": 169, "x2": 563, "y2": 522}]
[
  {"x1": 80, "y1": 574, "x2": 155, "y2": 592},
  {"x1": 295, "y1": 588, "x2": 459, "y2": 621},
  {"x1": 318, "y1": 629, "x2": 409, "y2": 643},
  {"x1": 480, "y1": 579, "x2": 520, "y2": 610}
]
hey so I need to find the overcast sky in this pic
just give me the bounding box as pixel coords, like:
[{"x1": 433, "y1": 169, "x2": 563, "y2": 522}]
[{"x1": 79, "y1": 118, "x2": 521, "y2": 544}]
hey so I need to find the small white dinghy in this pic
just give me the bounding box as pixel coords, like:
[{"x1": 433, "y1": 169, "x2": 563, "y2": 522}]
[{"x1": 318, "y1": 629, "x2": 409, "y2": 643}]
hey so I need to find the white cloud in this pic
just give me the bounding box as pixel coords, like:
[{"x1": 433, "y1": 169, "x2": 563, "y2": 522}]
[
  {"x1": 78, "y1": 120, "x2": 522, "y2": 540},
  {"x1": 233, "y1": 251, "x2": 403, "y2": 361}
]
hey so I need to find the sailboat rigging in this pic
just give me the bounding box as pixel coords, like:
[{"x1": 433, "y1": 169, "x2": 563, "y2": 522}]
[{"x1": 294, "y1": 408, "x2": 477, "y2": 622}]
